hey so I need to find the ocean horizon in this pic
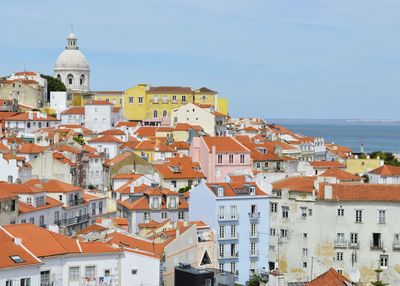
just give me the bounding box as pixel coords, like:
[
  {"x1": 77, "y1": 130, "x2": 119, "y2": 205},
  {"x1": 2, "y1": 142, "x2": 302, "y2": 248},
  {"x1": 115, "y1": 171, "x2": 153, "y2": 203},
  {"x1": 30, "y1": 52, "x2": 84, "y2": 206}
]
[{"x1": 266, "y1": 119, "x2": 400, "y2": 154}]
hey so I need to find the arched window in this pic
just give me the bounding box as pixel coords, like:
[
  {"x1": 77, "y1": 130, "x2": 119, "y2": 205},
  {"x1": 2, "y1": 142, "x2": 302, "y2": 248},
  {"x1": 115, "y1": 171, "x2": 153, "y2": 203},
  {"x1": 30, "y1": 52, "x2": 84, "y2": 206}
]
[
  {"x1": 57, "y1": 74, "x2": 61, "y2": 80},
  {"x1": 162, "y1": 110, "x2": 167, "y2": 118},
  {"x1": 153, "y1": 110, "x2": 158, "y2": 118},
  {"x1": 80, "y1": 74, "x2": 85, "y2": 85},
  {"x1": 67, "y1": 74, "x2": 74, "y2": 85}
]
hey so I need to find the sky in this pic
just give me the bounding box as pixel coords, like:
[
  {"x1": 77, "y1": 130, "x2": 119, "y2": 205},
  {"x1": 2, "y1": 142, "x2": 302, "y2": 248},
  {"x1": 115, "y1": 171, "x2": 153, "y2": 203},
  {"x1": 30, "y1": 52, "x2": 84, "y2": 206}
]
[{"x1": 1, "y1": 0, "x2": 400, "y2": 119}]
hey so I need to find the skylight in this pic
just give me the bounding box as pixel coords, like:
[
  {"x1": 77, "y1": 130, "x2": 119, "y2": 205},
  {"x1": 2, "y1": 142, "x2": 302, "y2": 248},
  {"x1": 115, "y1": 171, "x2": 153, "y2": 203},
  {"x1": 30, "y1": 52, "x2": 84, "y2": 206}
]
[{"x1": 10, "y1": 255, "x2": 24, "y2": 263}]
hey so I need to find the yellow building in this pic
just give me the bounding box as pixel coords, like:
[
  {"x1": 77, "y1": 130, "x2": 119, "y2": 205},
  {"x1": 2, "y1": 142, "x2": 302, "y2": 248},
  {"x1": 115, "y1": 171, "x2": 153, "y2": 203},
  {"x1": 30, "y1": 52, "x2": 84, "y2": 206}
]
[
  {"x1": 94, "y1": 91, "x2": 123, "y2": 107},
  {"x1": 193, "y1": 87, "x2": 218, "y2": 107},
  {"x1": 123, "y1": 84, "x2": 228, "y2": 122},
  {"x1": 217, "y1": 97, "x2": 229, "y2": 116},
  {"x1": 346, "y1": 157, "x2": 383, "y2": 175}
]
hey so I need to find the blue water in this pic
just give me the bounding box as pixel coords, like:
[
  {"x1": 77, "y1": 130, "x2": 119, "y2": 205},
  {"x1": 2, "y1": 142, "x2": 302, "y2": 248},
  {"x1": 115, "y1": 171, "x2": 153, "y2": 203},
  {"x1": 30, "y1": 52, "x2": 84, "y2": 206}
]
[{"x1": 277, "y1": 123, "x2": 400, "y2": 154}]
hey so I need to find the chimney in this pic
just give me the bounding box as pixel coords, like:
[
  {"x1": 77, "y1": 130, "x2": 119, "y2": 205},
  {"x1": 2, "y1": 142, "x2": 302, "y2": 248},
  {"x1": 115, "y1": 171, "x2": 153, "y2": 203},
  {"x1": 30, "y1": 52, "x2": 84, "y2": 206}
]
[
  {"x1": 130, "y1": 184, "x2": 134, "y2": 193},
  {"x1": 176, "y1": 228, "x2": 180, "y2": 237},
  {"x1": 28, "y1": 111, "x2": 33, "y2": 120},
  {"x1": 274, "y1": 145, "x2": 283, "y2": 158}
]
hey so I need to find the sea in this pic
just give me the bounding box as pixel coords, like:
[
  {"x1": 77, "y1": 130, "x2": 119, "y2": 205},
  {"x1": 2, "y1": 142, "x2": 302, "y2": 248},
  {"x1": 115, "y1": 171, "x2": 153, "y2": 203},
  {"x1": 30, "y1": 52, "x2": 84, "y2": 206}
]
[{"x1": 266, "y1": 119, "x2": 400, "y2": 154}]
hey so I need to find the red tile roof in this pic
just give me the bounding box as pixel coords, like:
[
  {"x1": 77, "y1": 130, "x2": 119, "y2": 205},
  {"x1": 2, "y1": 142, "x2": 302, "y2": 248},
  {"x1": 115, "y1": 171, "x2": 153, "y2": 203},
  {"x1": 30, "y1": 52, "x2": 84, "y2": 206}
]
[
  {"x1": 88, "y1": 134, "x2": 124, "y2": 143},
  {"x1": 99, "y1": 129, "x2": 125, "y2": 136},
  {"x1": 25, "y1": 179, "x2": 82, "y2": 193},
  {"x1": 148, "y1": 86, "x2": 192, "y2": 94},
  {"x1": 18, "y1": 196, "x2": 63, "y2": 213},
  {"x1": 319, "y1": 169, "x2": 362, "y2": 181},
  {"x1": 155, "y1": 156, "x2": 205, "y2": 180},
  {"x1": 203, "y1": 137, "x2": 250, "y2": 153},
  {"x1": 86, "y1": 100, "x2": 113, "y2": 105},
  {"x1": 319, "y1": 183, "x2": 400, "y2": 202},
  {"x1": 310, "y1": 161, "x2": 345, "y2": 169},
  {"x1": 61, "y1": 106, "x2": 85, "y2": 115},
  {"x1": 306, "y1": 268, "x2": 351, "y2": 286},
  {"x1": 6, "y1": 112, "x2": 59, "y2": 121},
  {"x1": 273, "y1": 176, "x2": 316, "y2": 193},
  {"x1": 205, "y1": 182, "x2": 266, "y2": 197},
  {"x1": 369, "y1": 165, "x2": 400, "y2": 176},
  {"x1": 134, "y1": 127, "x2": 158, "y2": 138},
  {"x1": 0, "y1": 226, "x2": 41, "y2": 269}
]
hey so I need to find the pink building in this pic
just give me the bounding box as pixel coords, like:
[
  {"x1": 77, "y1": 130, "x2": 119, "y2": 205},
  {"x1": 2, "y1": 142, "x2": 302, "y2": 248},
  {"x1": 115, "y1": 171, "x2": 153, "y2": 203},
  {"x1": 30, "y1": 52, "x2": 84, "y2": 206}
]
[{"x1": 190, "y1": 136, "x2": 253, "y2": 183}]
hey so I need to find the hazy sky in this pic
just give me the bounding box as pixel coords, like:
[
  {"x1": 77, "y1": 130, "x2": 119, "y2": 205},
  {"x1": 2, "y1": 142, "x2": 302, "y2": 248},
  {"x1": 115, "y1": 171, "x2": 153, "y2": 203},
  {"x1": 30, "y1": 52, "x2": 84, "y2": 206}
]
[{"x1": 1, "y1": 0, "x2": 400, "y2": 119}]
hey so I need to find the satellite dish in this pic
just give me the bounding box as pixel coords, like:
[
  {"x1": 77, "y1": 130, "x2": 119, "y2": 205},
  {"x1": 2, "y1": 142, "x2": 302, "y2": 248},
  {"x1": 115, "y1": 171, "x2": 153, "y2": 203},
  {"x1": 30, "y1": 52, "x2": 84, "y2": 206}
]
[{"x1": 349, "y1": 267, "x2": 361, "y2": 283}]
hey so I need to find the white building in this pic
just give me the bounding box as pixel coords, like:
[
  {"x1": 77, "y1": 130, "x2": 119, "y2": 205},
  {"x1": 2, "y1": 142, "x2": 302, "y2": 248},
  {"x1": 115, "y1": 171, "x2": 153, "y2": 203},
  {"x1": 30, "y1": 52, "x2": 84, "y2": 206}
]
[
  {"x1": 171, "y1": 102, "x2": 226, "y2": 136},
  {"x1": 60, "y1": 106, "x2": 85, "y2": 125},
  {"x1": 50, "y1": 91, "x2": 68, "y2": 118},
  {"x1": 54, "y1": 33, "x2": 90, "y2": 93},
  {"x1": 85, "y1": 101, "x2": 113, "y2": 133},
  {"x1": 368, "y1": 165, "x2": 400, "y2": 184},
  {"x1": 189, "y1": 179, "x2": 269, "y2": 285}
]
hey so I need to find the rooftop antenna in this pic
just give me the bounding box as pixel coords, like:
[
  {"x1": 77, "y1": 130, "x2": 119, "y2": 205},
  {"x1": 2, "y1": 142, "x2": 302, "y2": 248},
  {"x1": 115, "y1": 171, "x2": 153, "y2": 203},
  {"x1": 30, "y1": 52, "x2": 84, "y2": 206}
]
[{"x1": 71, "y1": 24, "x2": 74, "y2": 33}]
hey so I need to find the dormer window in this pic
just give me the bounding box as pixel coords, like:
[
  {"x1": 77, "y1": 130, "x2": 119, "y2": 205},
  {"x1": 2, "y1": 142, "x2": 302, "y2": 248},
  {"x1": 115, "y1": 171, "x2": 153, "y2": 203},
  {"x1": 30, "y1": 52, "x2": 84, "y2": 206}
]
[
  {"x1": 249, "y1": 186, "x2": 256, "y2": 196},
  {"x1": 218, "y1": 187, "x2": 224, "y2": 197},
  {"x1": 151, "y1": 197, "x2": 160, "y2": 209},
  {"x1": 169, "y1": 197, "x2": 177, "y2": 208}
]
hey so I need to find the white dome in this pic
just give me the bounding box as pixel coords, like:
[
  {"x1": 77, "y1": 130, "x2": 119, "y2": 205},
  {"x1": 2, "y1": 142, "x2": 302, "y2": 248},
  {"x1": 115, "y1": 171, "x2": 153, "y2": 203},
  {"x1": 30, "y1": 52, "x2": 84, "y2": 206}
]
[{"x1": 54, "y1": 49, "x2": 89, "y2": 71}]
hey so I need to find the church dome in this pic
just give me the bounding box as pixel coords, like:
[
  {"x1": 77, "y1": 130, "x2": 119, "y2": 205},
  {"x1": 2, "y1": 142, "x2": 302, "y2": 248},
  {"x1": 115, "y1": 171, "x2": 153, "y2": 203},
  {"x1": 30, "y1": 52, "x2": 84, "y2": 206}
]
[
  {"x1": 54, "y1": 32, "x2": 90, "y2": 93},
  {"x1": 54, "y1": 49, "x2": 89, "y2": 70}
]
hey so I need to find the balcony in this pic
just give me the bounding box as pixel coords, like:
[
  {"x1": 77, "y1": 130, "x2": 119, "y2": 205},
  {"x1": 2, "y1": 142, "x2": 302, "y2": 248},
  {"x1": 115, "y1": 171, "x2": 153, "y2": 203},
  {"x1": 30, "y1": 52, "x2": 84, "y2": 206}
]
[
  {"x1": 249, "y1": 250, "x2": 259, "y2": 257},
  {"x1": 348, "y1": 241, "x2": 360, "y2": 249},
  {"x1": 67, "y1": 198, "x2": 84, "y2": 207},
  {"x1": 334, "y1": 239, "x2": 347, "y2": 248},
  {"x1": 371, "y1": 240, "x2": 384, "y2": 250},
  {"x1": 393, "y1": 241, "x2": 400, "y2": 251},
  {"x1": 218, "y1": 252, "x2": 239, "y2": 260},
  {"x1": 249, "y1": 231, "x2": 259, "y2": 239},
  {"x1": 248, "y1": 212, "x2": 260, "y2": 220},
  {"x1": 56, "y1": 214, "x2": 90, "y2": 226},
  {"x1": 217, "y1": 214, "x2": 239, "y2": 222},
  {"x1": 219, "y1": 234, "x2": 239, "y2": 241}
]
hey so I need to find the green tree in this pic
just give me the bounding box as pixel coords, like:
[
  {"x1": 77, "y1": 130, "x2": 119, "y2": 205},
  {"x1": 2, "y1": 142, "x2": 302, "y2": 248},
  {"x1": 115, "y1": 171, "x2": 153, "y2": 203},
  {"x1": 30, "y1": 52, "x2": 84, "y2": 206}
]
[
  {"x1": 371, "y1": 268, "x2": 389, "y2": 286},
  {"x1": 246, "y1": 273, "x2": 263, "y2": 286},
  {"x1": 370, "y1": 151, "x2": 400, "y2": 166},
  {"x1": 40, "y1": 74, "x2": 66, "y2": 98}
]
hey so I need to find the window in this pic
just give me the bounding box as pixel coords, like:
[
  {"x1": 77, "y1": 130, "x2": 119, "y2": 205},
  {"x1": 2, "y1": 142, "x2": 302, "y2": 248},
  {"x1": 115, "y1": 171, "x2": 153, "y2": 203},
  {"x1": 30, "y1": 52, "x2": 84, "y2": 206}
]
[
  {"x1": 355, "y1": 210, "x2": 363, "y2": 223},
  {"x1": 39, "y1": 215, "x2": 44, "y2": 227},
  {"x1": 308, "y1": 208, "x2": 313, "y2": 216},
  {"x1": 182, "y1": 95, "x2": 186, "y2": 102},
  {"x1": 217, "y1": 154, "x2": 222, "y2": 164},
  {"x1": 230, "y1": 205, "x2": 237, "y2": 219},
  {"x1": 131, "y1": 269, "x2": 138, "y2": 275},
  {"x1": 219, "y1": 205, "x2": 225, "y2": 219},
  {"x1": 67, "y1": 74, "x2": 73, "y2": 85},
  {"x1": 280, "y1": 229, "x2": 288, "y2": 238},
  {"x1": 231, "y1": 225, "x2": 237, "y2": 238},
  {"x1": 337, "y1": 208, "x2": 344, "y2": 216},
  {"x1": 302, "y1": 248, "x2": 308, "y2": 256},
  {"x1": 171, "y1": 180, "x2": 177, "y2": 188},
  {"x1": 80, "y1": 74, "x2": 85, "y2": 85},
  {"x1": 129, "y1": 97, "x2": 134, "y2": 103},
  {"x1": 219, "y1": 244, "x2": 224, "y2": 258},
  {"x1": 178, "y1": 212, "x2": 184, "y2": 219},
  {"x1": 69, "y1": 267, "x2": 80, "y2": 280},
  {"x1": 20, "y1": 278, "x2": 31, "y2": 286},
  {"x1": 205, "y1": 279, "x2": 212, "y2": 286},
  {"x1": 6, "y1": 280, "x2": 12, "y2": 286},
  {"x1": 54, "y1": 211, "x2": 59, "y2": 223},
  {"x1": 302, "y1": 233, "x2": 308, "y2": 239},
  {"x1": 276, "y1": 190, "x2": 282, "y2": 197},
  {"x1": 302, "y1": 262, "x2": 308, "y2": 268},
  {"x1": 229, "y1": 154, "x2": 234, "y2": 164},
  {"x1": 138, "y1": 97, "x2": 143, "y2": 104},
  {"x1": 350, "y1": 233, "x2": 358, "y2": 245},
  {"x1": 282, "y1": 206, "x2": 289, "y2": 218},
  {"x1": 104, "y1": 269, "x2": 111, "y2": 277},
  {"x1": 143, "y1": 212, "x2": 150, "y2": 222},
  {"x1": 10, "y1": 255, "x2": 24, "y2": 263},
  {"x1": 270, "y1": 203, "x2": 277, "y2": 213},
  {"x1": 378, "y1": 210, "x2": 386, "y2": 224},
  {"x1": 301, "y1": 207, "x2": 307, "y2": 219},
  {"x1": 219, "y1": 225, "x2": 225, "y2": 238},
  {"x1": 336, "y1": 252, "x2": 343, "y2": 261},
  {"x1": 161, "y1": 212, "x2": 167, "y2": 219},
  {"x1": 29, "y1": 217, "x2": 34, "y2": 224},
  {"x1": 153, "y1": 95, "x2": 158, "y2": 103},
  {"x1": 251, "y1": 224, "x2": 257, "y2": 237},
  {"x1": 162, "y1": 95, "x2": 168, "y2": 103},
  {"x1": 85, "y1": 266, "x2": 95, "y2": 278},
  {"x1": 172, "y1": 95, "x2": 177, "y2": 102},
  {"x1": 153, "y1": 110, "x2": 158, "y2": 118},
  {"x1": 250, "y1": 242, "x2": 257, "y2": 255},
  {"x1": 219, "y1": 263, "x2": 224, "y2": 272},
  {"x1": 240, "y1": 154, "x2": 245, "y2": 163},
  {"x1": 270, "y1": 228, "x2": 276, "y2": 236},
  {"x1": 27, "y1": 122, "x2": 31, "y2": 128},
  {"x1": 162, "y1": 110, "x2": 167, "y2": 118},
  {"x1": 380, "y1": 255, "x2": 389, "y2": 268},
  {"x1": 218, "y1": 187, "x2": 224, "y2": 197},
  {"x1": 11, "y1": 200, "x2": 16, "y2": 211}
]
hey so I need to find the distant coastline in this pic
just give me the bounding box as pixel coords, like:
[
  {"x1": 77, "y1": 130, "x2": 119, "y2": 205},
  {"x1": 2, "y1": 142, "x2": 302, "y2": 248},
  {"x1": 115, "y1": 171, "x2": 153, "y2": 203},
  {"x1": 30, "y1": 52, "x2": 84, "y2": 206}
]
[{"x1": 266, "y1": 118, "x2": 400, "y2": 126}]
